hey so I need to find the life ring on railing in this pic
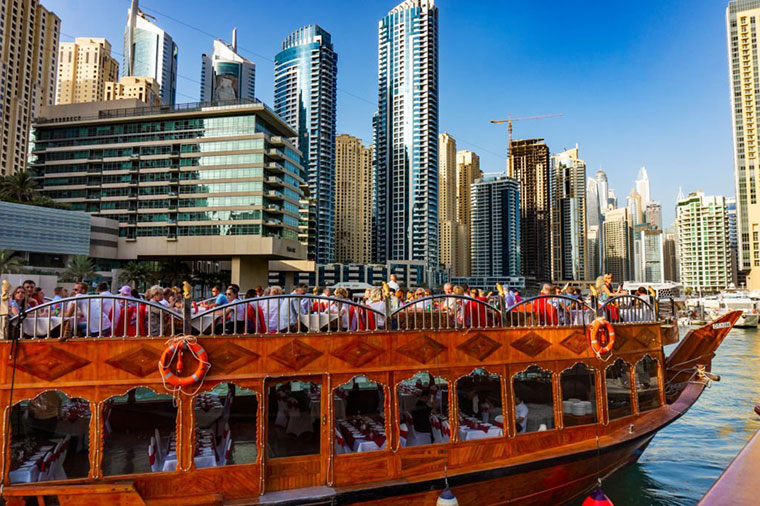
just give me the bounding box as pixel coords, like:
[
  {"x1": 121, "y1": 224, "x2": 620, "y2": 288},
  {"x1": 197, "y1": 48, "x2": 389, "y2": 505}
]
[
  {"x1": 159, "y1": 340, "x2": 210, "y2": 388},
  {"x1": 588, "y1": 318, "x2": 615, "y2": 355}
]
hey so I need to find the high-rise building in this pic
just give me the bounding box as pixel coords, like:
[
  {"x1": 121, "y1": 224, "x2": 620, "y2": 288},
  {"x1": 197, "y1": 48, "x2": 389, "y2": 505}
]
[
  {"x1": 510, "y1": 138, "x2": 551, "y2": 285},
  {"x1": 587, "y1": 225, "x2": 601, "y2": 280},
  {"x1": 439, "y1": 133, "x2": 458, "y2": 274},
  {"x1": 201, "y1": 28, "x2": 256, "y2": 103},
  {"x1": 595, "y1": 169, "x2": 609, "y2": 216},
  {"x1": 663, "y1": 226, "x2": 680, "y2": 282},
  {"x1": 334, "y1": 134, "x2": 373, "y2": 264},
  {"x1": 374, "y1": 0, "x2": 439, "y2": 270},
  {"x1": 603, "y1": 207, "x2": 633, "y2": 283},
  {"x1": 727, "y1": 0, "x2": 760, "y2": 289},
  {"x1": 104, "y1": 76, "x2": 161, "y2": 106},
  {"x1": 676, "y1": 191, "x2": 732, "y2": 292},
  {"x1": 726, "y1": 197, "x2": 740, "y2": 286},
  {"x1": 30, "y1": 99, "x2": 305, "y2": 287},
  {"x1": 626, "y1": 188, "x2": 643, "y2": 226},
  {"x1": 0, "y1": 1, "x2": 59, "y2": 175},
  {"x1": 471, "y1": 176, "x2": 520, "y2": 278},
  {"x1": 635, "y1": 166, "x2": 651, "y2": 205},
  {"x1": 607, "y1": 188, "x2": 618, "y2": 209},
  {"x1": 645, "y1": 201, "x2": 662, "y2": 230},
  {"x1": 550, "y1": 146, "x2": 587, "y2": 281},
  {"x1": 56, "y1": 38, "x2": 119, "y2": 105},
  {"x1": 274, "y1": 25, "x2": 338, "y2": 264},
  {"x1": 455, "y1": 150, "x2": 481, "y2": 276},
  {"x1": 632, "y1": 225, "x2": 664, "y2": 283},
  {"x1": 124, "y1": 0, "x2": 178, "y2": 105}
]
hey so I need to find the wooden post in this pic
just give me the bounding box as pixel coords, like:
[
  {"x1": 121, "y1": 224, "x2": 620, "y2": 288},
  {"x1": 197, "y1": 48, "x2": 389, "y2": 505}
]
[{"x1": 0, "y1": 279, "x2": 10, "y2": 340}]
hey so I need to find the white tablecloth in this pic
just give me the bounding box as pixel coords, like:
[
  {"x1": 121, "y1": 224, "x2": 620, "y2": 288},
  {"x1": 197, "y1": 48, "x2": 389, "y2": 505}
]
[
  {"x1": 162, "y1": 430, "x2": 216, "y2": 471},
  {"x1": 191, "y1": 313, "x2": 216, "y2": 333},
  {"x1": 299, "y1": 312, "x2": 338, "y2": 331},
  {"x1": 9, "y1": 444, "x2": 54, "y2": 484},
  {"x1": 22, "y1": 316, "x2": 62, "y2": 337},
  {"x1": 459, "y1": 426, "x2": 502, "y2": 441}
]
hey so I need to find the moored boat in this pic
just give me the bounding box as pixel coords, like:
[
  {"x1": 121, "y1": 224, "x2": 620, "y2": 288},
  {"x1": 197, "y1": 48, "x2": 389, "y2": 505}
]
[{"x1": 0, "y1": 287, "x2": 739, "y2": 505}]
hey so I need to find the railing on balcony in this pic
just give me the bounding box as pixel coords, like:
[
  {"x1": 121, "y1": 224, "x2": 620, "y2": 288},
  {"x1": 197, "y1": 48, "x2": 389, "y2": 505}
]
[{"x1": 505, "y1": 295, "x2": 596, "y2": 328}]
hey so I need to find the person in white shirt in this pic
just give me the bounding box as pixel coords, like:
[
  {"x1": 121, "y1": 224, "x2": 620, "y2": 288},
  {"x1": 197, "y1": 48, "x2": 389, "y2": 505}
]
[
  {"x1": 65, "y1": 282, "x2": 112, "y2": 337},
  {"x1": 262, "y1": 286, "x2": 291, "y2": 332},
  {"x1": 97, "y1": 281, "x2": 119, "y2": 329},
  {"x1": 387, "y1": 274, "x2": 400, "y2": 292},
  {"x1": 222, "y1": 286, "x2": 246, "y2": 334},
  {"x1": 515, "y1": 396, "x2": 529, "y2": 434}
]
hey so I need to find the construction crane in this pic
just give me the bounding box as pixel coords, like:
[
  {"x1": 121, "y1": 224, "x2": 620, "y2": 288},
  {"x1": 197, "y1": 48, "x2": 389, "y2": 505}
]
[{"x1": 490, "y1": 114, "x2": 563, "y2": 174}]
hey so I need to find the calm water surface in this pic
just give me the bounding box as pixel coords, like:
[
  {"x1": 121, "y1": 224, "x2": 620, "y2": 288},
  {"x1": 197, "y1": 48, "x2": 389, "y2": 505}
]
[{"x1": 572, "y1": 327, "x2": 760, "y2": 505}]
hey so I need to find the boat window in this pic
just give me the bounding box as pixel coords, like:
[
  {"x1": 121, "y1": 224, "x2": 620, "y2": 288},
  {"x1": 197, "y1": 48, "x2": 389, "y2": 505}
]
[
  {"x1": 606, "y1": 359, "x2": 633, "y2": 420},
  {"x1": 635, "y1": 356, "x2": 661, "y2": 412},
  {"x1": 268, "y1": 380, "x2": 321, "y2": 458},
  {"x1": 102, "y1": 387, "x2": 177, "y2": 476},
  {"x1": 560, "y1": 363, "x2": 598, "y2": 427},
  {"x1": 397, "y1": 372, "x2": 450, "y2": 447},
  {"x1": 456, "y1": 368, "x2": 504, "y2": 440},
  {"x1": 512, "y1": 366, "x2": 555, "y2": 434},
  {"x1": 9, "y1": 392, "x2": 90, "y2": 484},
  {"x1": 196, "y1": 383, "x2": 258, "y2": 466},
  {"x1": 333, "y1": 376, "x2": 386, "y2": 454}
]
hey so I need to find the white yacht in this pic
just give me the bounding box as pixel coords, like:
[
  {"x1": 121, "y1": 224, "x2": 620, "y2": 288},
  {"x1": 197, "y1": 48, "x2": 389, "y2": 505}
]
[{"x1": 696, "y1": 293, "x2": 759, "y2": 328}]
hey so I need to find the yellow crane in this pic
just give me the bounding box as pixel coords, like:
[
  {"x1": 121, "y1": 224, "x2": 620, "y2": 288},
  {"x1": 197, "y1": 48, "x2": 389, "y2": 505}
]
[{"x1": 490, "y1": 114, "x2": 563, "y2": 174}]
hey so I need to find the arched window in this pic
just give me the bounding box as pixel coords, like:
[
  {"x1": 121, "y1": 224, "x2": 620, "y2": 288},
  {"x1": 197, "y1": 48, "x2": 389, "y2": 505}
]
[
  {"x1": 456, "y1": 368, "x2": 504, "y2": 440},
  {"x1": 606, "y1": 359, "x2": 633, "y2": 420},
  {"x1": 102, "y1": 387, "x2": 177, "y2": 476},
  {"x1": 512, "y1": 365, "x2": 555, "y2": 434},
  {"x1": 396, "y1": 372, "x2": 450, "y2": 447},
  {"x1": 635, "y1": 356, "x2": 661, "y2": 412},
  {"x1": 196, "y1": 383, "x2": 258, "y2": 466},
  {"x1": 560, "y1": 363, "x2": 597, "y2": 427},
  {"x1": 9, "y1": 391, "x2": 90, "y2": 483},
  {"x1": 333, "y1": 376, "x2": 386, "y2": 454},
  {"x1": 267, "y1": 380, "x2": 320, "y2": 458}
]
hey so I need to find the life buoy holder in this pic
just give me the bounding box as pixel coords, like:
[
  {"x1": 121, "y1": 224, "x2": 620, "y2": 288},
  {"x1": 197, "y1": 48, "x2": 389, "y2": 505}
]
[
  {"x1": 159, "y1": 340, "x2": 210, "y2": 388},
  {"x1": 588, "y1": 318, "x2": 615, "y2": 355}
]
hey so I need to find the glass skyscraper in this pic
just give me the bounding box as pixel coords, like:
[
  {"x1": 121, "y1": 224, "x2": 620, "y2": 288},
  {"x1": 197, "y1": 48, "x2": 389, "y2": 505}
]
[
  {"x1": 471, "y1": 176, "x2": 521, "y2": 278},
  {"x1": 124, "y1": 0, "x2": 178, "y2": 105},
  {"x1": 374, "y1": 0, "x2": 439, "y2": 268},
  {"x1": 274, "y1": 25, "x2": 337, "y2": 264},
  {"x1": 201, "y1": 28, "x2": 255, "y2": 103}
]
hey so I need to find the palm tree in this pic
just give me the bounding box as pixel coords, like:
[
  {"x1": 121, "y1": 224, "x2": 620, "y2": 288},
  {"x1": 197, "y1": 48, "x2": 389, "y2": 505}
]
[
  {"x1": 119, "y1": 261, "x2": 159, "y2": 291},
  {"x1": 0, "y1": 249, "x2": 24, "y2": 274},
  {"x1": 61, "y1": 255, "x2": 96, "y2": 282},
  {"x1": 0, "y1": 171, "x2": 38, "y2": 202}
]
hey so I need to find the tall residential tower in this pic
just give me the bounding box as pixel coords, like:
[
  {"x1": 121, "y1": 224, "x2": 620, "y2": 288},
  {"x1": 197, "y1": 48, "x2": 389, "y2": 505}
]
[
  {"x1": 550, "y1": 146, "x2": 588, "y2": 282},
  {"x1": 274, "y1": 25, "x2": 338, "y2": 264},
  {"x1": 201, "y1": 28, "x2": 256, "y2": 103},
  {"x1": 334, "y1": 134, "x2": 373, "y2": 264},
  {"x1": 374, "y1": 0, "x2": 439, "y2": 269},
  {"x1": 56, "y1": 38, "x2": 119, "y2": 105}
]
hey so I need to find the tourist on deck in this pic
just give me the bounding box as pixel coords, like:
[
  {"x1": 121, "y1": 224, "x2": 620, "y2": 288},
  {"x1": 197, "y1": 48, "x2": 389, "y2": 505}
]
[
  {"x1": 221, "y1": 285, "x2": 246, "y2": 334},
  {"x1": 513, "y1": 289, "x2": 522, "y2": 303},
  {"x1": 262, "y1": 286, "x2": 290, "y2": 332},
  {"x1": 364, "y1": 288, "x2": 386, "y2": 329},
  {"x1": 410, "y1": 288, "x2": 431, "y2": 311},
  {"x1": 144, "y1": 287, "x2": 166, "y2": 336},
  {"x1": 291, "y1": 283, "x2": 310, "y2": 317},
  {"x1": 332, "y1": 287, "x2": 357, "y2": 330},
  {"x1": 23, "y1": 280, "x2": 38, "y2": 308},
  {"x1": 160, "y1": 288, "x2": 174, "y2": 308},
  {"x1": 32, "y1": 287, "x2": 45, "y2": 306},
  {"x1": 206, "y1": 285, "x2": 228, "y2": 309},
  {"x1": 532, "y1": 284, "x2": 559, "y2": 325},
  {"x1": 441, "y1": 283, "x2": 456, "y2": 312},
  {"x1": 9, "y1": 286, "x2": 27, "y2": 317},
  {"x1": 387, "y1": 274, "x2": 400, "y2": 292},
  {"x1": 515, "y1": 396, "x2": 528, "y2": 433},
  {"x1": 97, "y1": 281, "x2": 119, "y2": 328},
  {"x1": 504, "y1": 288, "x2": 517, "y2": 308},
  {"x1": 65, "y1": 282, "x2": 112, "y2": 337}
]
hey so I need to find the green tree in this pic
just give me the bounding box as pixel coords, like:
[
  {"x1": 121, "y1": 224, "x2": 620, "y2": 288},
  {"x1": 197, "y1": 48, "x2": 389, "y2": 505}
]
[
  {"x1": 119, "y1": 261, "x2": 159, "y2": 291},
  {"x1": 0, "y1": 249, "x2": 24, "y2": 274},
  {"x1": 61, "y1": 255, "x2": 96, "y2": 282},
  {"x1": 0, "y1": 171, "x2": 38, "y2": 202}
]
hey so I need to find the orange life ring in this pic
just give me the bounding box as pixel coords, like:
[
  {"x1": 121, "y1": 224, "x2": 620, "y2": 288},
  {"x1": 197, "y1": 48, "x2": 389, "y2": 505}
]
[
  {"x1": 159, "y1": 340, "x2": 210, "y2": 388},
  {"x1": 588, "y1": 318, "x2": 615, "y2": 355}
]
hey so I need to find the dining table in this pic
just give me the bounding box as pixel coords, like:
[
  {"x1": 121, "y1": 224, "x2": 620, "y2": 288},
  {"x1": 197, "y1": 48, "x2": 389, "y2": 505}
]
[
  {"x1": 9, "y1": 442, "x2": 55, "y2": 483},
  {"x1": 162, "y1": 429, "x2": 217, "y2": 471},
  {"x1": 22, "y1": 316, "x2": 62, "y2": 338}
]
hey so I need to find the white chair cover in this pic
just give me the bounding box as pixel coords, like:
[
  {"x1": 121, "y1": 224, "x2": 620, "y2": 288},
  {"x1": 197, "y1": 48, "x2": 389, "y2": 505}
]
[{"x1": 154, "y1": 428, "x2": 163, "y2": 462}]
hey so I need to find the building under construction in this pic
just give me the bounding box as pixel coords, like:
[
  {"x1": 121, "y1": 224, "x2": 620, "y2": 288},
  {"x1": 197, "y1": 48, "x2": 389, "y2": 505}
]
[{"x1": 509, "y1": 138, "x2": 551, "y2": 287}]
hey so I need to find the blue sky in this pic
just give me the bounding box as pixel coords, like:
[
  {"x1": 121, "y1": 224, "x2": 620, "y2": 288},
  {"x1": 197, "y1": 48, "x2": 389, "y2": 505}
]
[{"x1": 45, "y1": 0, "x2": 734, "y2": 226}]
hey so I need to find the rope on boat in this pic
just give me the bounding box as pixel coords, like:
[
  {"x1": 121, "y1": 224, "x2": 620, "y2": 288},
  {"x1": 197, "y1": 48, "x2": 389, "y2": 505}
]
[{"x1": 159, "y1": 335, "x2": 211, "y2": 401}]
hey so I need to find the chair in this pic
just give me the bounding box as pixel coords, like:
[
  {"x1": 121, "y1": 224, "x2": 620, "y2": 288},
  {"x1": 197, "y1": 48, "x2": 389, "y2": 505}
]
[
  {"x1": 430, "y1": 416, "x2": 443, "y2": 444},
  {"x1": 334, "y1": 429, "x2": 348, "y2": 454},
  {"x1": 154, "y1": 428, "x2": 163, "y2": 462},
  {"x1": 217, "y1": 438, "x2": 232, "y2": 466},
  {"x1": 399, "y1": 423, "x2": 409, "y2": 448},
  {"x1": 148, "y1": 436, "x2": 162, "y2": 472},
  {"x1": 37, "y1": 451, "x2": 53, "y2": 482},
  {"x1": 51, "y1": 437, "x2": 70, "y2": 481}
]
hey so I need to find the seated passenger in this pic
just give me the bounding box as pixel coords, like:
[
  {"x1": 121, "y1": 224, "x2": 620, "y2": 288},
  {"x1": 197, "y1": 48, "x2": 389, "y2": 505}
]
[
  {"x1": 65, "y1": 282, "x2": 112, "y2": 337},
  {"x1": 515, "y1": 396, "x2": 529, "y2": 434},
  {"x1": 362, "y1": 288, "x2": 386, "y2": 330},
  {"x1": 23, "y1": 280, "x2": 38, "y2": 308},
  {"x1": 411, "y1": 392, "x2": 433, "y2": 436},
  {"x1": 332, "y1": 288, "x2": 357, "y2": 330}
]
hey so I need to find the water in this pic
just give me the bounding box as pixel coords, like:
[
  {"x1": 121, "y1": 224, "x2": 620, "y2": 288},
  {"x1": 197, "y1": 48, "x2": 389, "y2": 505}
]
[{"x1": 573, "y1": 327, "x2": 760, "y2": 505}]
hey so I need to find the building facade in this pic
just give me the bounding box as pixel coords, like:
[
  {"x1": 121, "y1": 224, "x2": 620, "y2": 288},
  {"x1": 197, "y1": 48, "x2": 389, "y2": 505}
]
[
  {"x1": 471, "y1": 176, "x2": 521, "y2": 279},
  {"x1": 509, "y1": 138, "x2": 551, "y2": 285},
  {"x1": 104, "y1": 76, "x2": 161, "y2": 106},
  {"x1": 124, "y1": 0, "x2": 178, "y2": 105},
  {"x1": 632, "y1": 225, "x2": 664, "y2": 283},
  {"x1": 550, "y1": 146, "x2": 587, "y2": 282},
  {"x1": 374, "y1": 0, "x2": 439, "y2": 270},
  {"x1": 663, "y1": 227, "x2": 680, "y2": 282},
  {"x1": 603, "y1": 207, "x2": 632, "y2": 283},
  {"x1": 56, "y1": 37, "x2": 119, "y2": 105},
  {"x1": 334, "y1": 134, "x2": 373, "y2": 264},
  {"x1": 201, "y1": 28, "x2": 256, "y2": 103},
  {"x1": 726, "y1": 196, "x2": 740, "y2": 286},
  {"x1": 635, "y1": 166, "x2": 650, "y2": 206},
  {"x1": 626, "y1": 188, "x2": 643, "y2": 226},
  {"x1": 727, "y1": 0, "x2": 760, "y2": 289},
  {"x1": 455, "y1": 150, "x2": 481, "y2": 276},
  {"x1": 439, "y1": 133, "x2": 459, "y2": 274},
  {"x1": 30, "y1": 99, "x2": 305, "y2": 287},
  {"x1": 0, "y1": 0, "x2": 59, "y2": 175},
  {"x1": 274, "y1": 25, "x2": 337, "y2": 264},
  {"x1": 676, "y1": 191, "x2": 732, "y2": 292}
]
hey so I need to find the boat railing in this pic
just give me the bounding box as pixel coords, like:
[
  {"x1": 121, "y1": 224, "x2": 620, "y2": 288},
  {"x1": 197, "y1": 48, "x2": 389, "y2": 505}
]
[
  {"x1": 190, "y1": 294, "x2": 387, "y2": 335},
  {"x1": 390, "y1": 294, "x2": 502, "y2": 330},
  {"x1": 599, "y1": 294, "x2": 657, "y2": 323},
  {"x1": 5, "y1": 295, "x2": 182, "y2": 339},
  {"x1": 505, "y1": 295, "x2": 596, "y2": 327}
]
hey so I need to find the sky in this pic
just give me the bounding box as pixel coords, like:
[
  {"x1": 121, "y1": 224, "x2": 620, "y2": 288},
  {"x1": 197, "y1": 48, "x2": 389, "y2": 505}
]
[{"x1": 44, "y1": 0, "x2": 735, "y2": 226}]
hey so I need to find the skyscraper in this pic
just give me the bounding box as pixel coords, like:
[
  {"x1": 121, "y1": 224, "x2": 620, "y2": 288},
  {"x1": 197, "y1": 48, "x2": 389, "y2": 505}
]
[
  {"x1": 727, "y1": 1, "x2": 760, "y2": 288},
  {"x1": 201, "y1": 28, "x2": 256, "y2": 103},
  {"x1": 645, "y1": 201, "x2": 662, "y2": 230},
  {"x1": 275, "y1": 25, "x2": 338, "y2": 264},
  {"x1": 550, "y1": 146, "x2": 587, "y2": 281},
  {"x1": 663, "y1": 226, "x2": 680, "y2": 282},
  {"x1": 471, "y1": 176, "x2": 521, "y2": 278},
  {"x1": 632, "y1": 226, "x2": 664, "y2": 283},
  {"x1": 374, "y1": 0, "x2": 439, "y2": 269},
  {"x1": 603, "y1": 208, "x2": 633, "y2": 283},
  {"x1": 334, "y1": 134, "x2": 373, "y2": 264},
  {"x1": 455, "y1": 150, "x2": 481, "y2": 276},
  {"x1": 0, "y1": 0, "x2": 59, "y2": 175},
  {"x1": 510, "y1": 138, "x2": 551, "y2": 284},
  {"x1": 726, "y1": 196, "x2": 740, "y2": 286},
  {"x1": 635, "y1": 166, "x2": 651, "y2": 205},
  {"x1": 56, "y1": 38, "x2": 119, "y2": 105},
  {"x1": 595, "y1": 169, "x2": 609, "y2": 216},
  {"x1": 124, "y1": 0, "x2": 178, "y2": 105},
  {"x1": 626, "y1": 188, "x2": 643, "y2": 226},
  {"x1": 439, "y1": 133, "x2": 458, "y2": 274},
  {"x1": 676, "y1": 191, "x2": 732, "y2": 292}
]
